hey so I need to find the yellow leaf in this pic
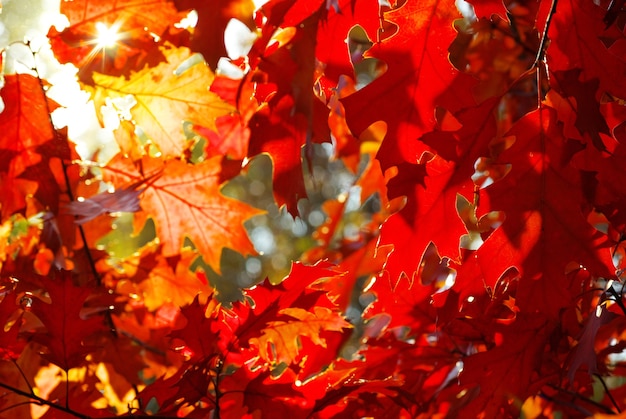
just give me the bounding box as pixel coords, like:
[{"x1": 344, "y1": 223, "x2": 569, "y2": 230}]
[{"x1": 90, "y1": 45, "x2": 234, "y2": 158}]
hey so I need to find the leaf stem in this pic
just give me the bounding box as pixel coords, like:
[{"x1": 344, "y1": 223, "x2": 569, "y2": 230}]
[{"x1": 535, "y1": 0, "x2": 559, "y2": 65}]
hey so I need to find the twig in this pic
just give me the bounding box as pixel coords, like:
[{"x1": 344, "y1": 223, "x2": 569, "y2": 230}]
[
  {"x1": 595, "y1": 373, "x2": 623, "y2": 413},
  {"x1": 546, "y1": 383, "x2": 617, "y2": 414},
  {"x1": 27, "y1": 42, "x2": 118, "y2": 337},
  {"x1": 0, "y1": 381, "x2": 89, "y2": 419}
]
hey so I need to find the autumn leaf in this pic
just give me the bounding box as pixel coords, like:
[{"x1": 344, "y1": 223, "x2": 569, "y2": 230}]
[
  {"x1": 379, "y1": 99, "x2": 500, "y2": 282},
  {"x1": 103, "y1": 154, "x2": 263, "y2": 272},
  {"x1": 475, "y1": 108, "x2": 614, "y2": 317},
  {"x1": 0, "y1": 74, "x2": 54, "y2": 173},
  {"x1": 50, "y1": 0, "x2": 183, "y2": 81},
  {"x1": 104, "y1": 244, "x2": 213, "y2": 311},
  {"x1": 173, "y1": 0, "x2": 256, "y2": 70},
  {"x1": 315, "y1": 0, "x2": 382, "y2": 86},
  {"x1": 90, "y1": 45, "x2": 234, "y2": 158},
  {"x1": 250, "y1": 306, "x2": 350, "y2": 367},
  {"x1": 452, "y1": 314, "x2": 558, "y2": 417},
  {"x1": 219, "y1": 367, "x2": 315, "y2": 417},
  {"x1": 30, "y1": 270, "x2": 107, "y2": 370},
  {"x1": 247, "y1": 6, "x2": 324, "y2": 215},
  {"x1": 0, "y1": 283, "x2": 25, "y2": 360},
  {"x1": 227, "y1": 262, "x2": 350, "y2": 375},
  {"x1": 341, "y1": 0, "x2": 476, "y2": 171},
  {"x1": 548, "y1": 0, "x2": 626, "y2": 100},
  {"x1": 169, "y1": 296, "x2": 222, "y2": 363}
]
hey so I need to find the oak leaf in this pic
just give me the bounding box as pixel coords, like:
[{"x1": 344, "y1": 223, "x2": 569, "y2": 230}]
[
  {"x1": 341, "y1": 0, "x2": 476, "y2": 171},
  {"x1": 250, "y1": 305, "x2": 350, "y2": 367},
  {"x1": 173, "y1": 0, "x2": 256, "y2": 70},
  {"x1": 380, "y1": 99, "x2": 500, "y2": 282},
  {"x1": 30, "y1": 270, "x2": 107, "y2": 370},
  {"x1": 548, "y1": 0, "x2": 626, "y2": 100},
  {"x1": 103, "y1": 154, "x2": 262, "y2": 272},
  {"x1": 476, "y1": 108, "x2": 613, "y2": 317},
  {"x1": 90, "y1": 46, "x2": 234, "y2": 159},
  {"x1": 50, "y1": 0, "x2": 183, "y2": 81}
]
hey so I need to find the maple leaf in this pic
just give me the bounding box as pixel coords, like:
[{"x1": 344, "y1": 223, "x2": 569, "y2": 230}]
[
  {"x1": 29, "y1": 270, "x2": 107, "y2": 370},
  {"x1": 89, "y1": 45, "x2": 234, "y2": 159},
  {"x1": 103, "y1": 154, "x2": 263, "y2": 272}
]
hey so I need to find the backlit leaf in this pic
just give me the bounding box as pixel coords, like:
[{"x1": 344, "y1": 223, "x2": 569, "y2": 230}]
[{"x1": 90, "y1": 46, "x2": 234, "y2": 158}]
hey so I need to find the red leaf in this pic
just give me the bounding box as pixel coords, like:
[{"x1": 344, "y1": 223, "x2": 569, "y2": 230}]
[
  {"x1": 548, "y1": 0, "x2": 626, "y2": 99},
  {"x1": 0, "y1": 74, "x2": 70, "y2": 216},
  {"x1": 380, "y1": 99, "x2": 500, "y2": 282},
  {"x1": 30, "y1": 270, "x2": 107, "y2": 370},
  {"x1": 0, "y1": 282, "x2": 25, "y2": 360},
  {"x1": 452, "y1": 314, "x2": 559, "y2": 417},
  {"x1": 173, "y1": 0, "x2": 256, "y2": 70},
  {"x1": 342, "y1": 0, "x2": 476, "y2": 171},
  {"x1": 476, "y1": 108, "x2": 613, "y2": 317}
]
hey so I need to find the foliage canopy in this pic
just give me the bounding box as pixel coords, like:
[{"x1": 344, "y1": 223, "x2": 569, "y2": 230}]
[{"x1": 1, "y1": 0, "x2": 626, "y2": 417}]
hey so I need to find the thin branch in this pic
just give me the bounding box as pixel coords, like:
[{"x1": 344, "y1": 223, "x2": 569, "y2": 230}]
[
  {"x1": 27, "y1": 42, "x2": 118, "y2": 337},
  {"x1": 213, "y1": 355, "x2": 224, "y2": 419},
  {"x1": 540, "y1": 390, "x2": 595, "y2": 416},
  {"x1": 0, "y1": 381, "x2": 89, "y2": 419},
  {"x1": 11, "y1": 359, "x2": 34, "y2": 395},
  {"x1": 607, "y1": 286, "x2": 626, "y2": 317},
  {"x1": 595, "y1": 373, "x2": 622, "y2": 413},
  {"x1": 546, "y1": 383, "x2": 617, "y2": 414},
  {"x1": 0, "y1": 400, "x2": 42, "y2": 415}
]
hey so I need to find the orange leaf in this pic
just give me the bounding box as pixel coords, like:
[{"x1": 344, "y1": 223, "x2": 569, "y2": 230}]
[
  {"x1": 104, "y1": 154, "x2": 263, "y2": 272},
  {"x1": 250, "y1": 306, "x2": 351, "y2": 367},
  {"x1": 50, "y1": 0, "x2": 183, "y2": 81}
]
